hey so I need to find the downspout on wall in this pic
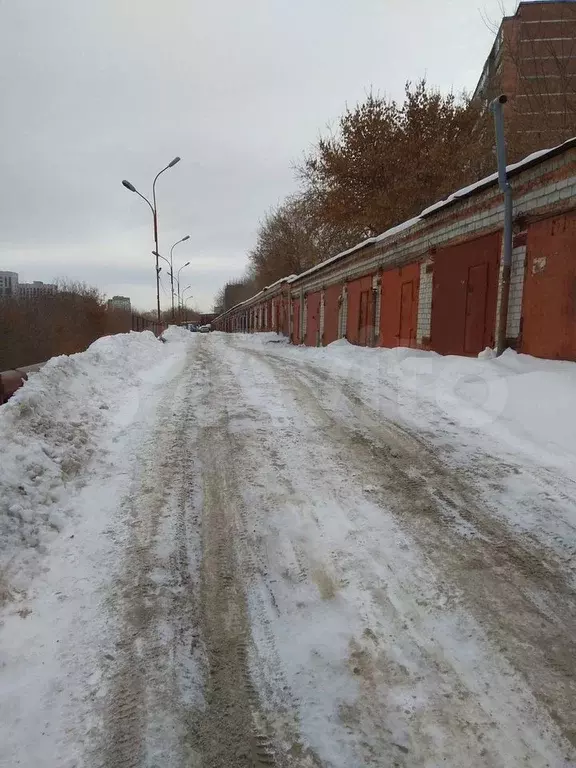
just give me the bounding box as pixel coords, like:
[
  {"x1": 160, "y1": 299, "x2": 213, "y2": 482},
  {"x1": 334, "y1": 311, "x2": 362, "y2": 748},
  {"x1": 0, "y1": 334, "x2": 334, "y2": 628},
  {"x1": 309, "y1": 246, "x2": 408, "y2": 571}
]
[{"x1": 491, "y1": 94, "x2": 513, "y2": 356}]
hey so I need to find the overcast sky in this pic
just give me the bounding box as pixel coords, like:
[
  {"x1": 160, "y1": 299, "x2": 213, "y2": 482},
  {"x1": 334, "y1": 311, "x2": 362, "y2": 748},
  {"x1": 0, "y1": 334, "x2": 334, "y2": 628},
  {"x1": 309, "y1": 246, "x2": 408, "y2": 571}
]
[{"x1": 0, "y1": 0, "x2": 515, "y2": 312}]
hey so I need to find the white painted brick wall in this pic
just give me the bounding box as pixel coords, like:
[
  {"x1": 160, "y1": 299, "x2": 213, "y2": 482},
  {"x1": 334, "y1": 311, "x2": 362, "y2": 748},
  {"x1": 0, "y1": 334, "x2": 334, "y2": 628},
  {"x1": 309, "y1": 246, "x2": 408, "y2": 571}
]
[
  {"x1": 494, "y1": 252, "x2": 505, "y2": 344},
  {"x1": 495, "y1": 240, "x2": 528, "y2": 342},
  {"x1": 507, "y1": 245, "x2": 527, "y2": 338},
  {"x1": 373, "y1": 276, "x2": 381, "y2": 345},
  {"x1": 339, "y1": 286, "x2": 348, "y2": 339},
  {"x1": 416, "y1": 262, "x2": 433, "y2": 345}
]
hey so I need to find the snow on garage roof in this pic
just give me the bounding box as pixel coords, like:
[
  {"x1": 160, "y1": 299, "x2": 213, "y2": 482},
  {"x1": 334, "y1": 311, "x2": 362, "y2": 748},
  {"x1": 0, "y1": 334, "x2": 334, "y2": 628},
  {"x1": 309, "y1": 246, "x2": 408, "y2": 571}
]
[
  {"x1": 216, "y1": 135, "x2": 576, "y2": 317},
  {"x1": 289, "y1": 136, "x2": 576, "y2": 285}
]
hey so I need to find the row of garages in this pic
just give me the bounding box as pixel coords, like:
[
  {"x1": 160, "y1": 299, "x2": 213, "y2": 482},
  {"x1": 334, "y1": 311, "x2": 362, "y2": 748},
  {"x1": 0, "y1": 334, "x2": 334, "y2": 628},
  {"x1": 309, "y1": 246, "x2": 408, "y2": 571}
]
[{"x1": 215, "y1": 138, "x2": 576, "y2": 361}]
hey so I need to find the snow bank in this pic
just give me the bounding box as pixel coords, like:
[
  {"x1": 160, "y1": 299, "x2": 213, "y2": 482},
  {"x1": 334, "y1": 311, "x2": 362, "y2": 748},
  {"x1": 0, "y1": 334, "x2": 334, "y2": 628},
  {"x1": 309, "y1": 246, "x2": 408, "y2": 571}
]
[
  {"x1": 232, "y1": 332, "x2": 290, "y2": 345},
  {"x1": 236, "y1": 336, "x2": 576, "y2": 467},
  {"x1": 161, "y1": 325, "x2": 193, "y2": 342},
  {"x1": 0, "y1": 331, "x2": 182, "y2": 595}
]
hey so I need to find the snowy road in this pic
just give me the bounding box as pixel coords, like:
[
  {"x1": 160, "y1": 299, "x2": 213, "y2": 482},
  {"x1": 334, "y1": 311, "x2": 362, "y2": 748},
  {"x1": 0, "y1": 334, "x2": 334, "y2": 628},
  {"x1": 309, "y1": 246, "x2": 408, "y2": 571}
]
[{"x1": 1, "y1": 331, "x2": 576, "y2": 767}]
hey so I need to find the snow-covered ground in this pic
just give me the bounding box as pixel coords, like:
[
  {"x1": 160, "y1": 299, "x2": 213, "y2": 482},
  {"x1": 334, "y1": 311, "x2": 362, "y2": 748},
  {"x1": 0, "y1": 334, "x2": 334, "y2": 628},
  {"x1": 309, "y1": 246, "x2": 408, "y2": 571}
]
[
  {"x1": 240, "y1": 334, "x2": 576, "y2": 571},
  {"x1": 0, "y1": 327, "x2": 190, "y2": 596},
  {"x1": 1, "y1": 330, "x2": 575, "y2": 767}
]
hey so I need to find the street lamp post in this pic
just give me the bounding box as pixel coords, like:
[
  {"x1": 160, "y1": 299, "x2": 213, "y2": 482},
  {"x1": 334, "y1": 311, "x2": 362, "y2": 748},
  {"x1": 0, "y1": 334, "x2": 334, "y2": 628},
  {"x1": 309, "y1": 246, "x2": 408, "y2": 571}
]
[
  {"x1": 169, "y1": 235, "x2": 190, "y2": 322},
  {"x1": 183, "y1": 297, "x2": 194, "y2": 323},
  {"x1": 121, "y1": 156, "x2": 181, "y2": 324},
  {"x1": 176, "y1": 263, "x2": 191, "y2": 315},
  {"x1": 152, "y1": 250, "x2": 173, "y2": 323},
  {"x1": 182, "y1": 291, "x2": 193, "y2": 323},
  {"x1": 181, "y1": 285, "x2": 192, "y2": 315}
]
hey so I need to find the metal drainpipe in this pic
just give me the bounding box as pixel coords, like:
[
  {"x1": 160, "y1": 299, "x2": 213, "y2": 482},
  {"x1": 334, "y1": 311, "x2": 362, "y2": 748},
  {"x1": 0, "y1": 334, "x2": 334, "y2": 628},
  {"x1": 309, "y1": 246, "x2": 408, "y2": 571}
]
[{"x1": 490, "y1": 94, "x2": 513, "y2": 356}]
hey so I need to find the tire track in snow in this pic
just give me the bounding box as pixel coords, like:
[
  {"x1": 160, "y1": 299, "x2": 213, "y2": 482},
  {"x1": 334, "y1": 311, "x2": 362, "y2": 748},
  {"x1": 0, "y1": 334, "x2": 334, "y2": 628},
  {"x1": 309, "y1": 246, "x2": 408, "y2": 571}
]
[
  {"x1": 243, "y1": 344, "x2": 576, "y2": 754},
  {"x1": 193, "y1": 339, "x2": 327, "y2": 768},
  {"x1": 93, "y1": 347, "x2": 205, "y2": 768}
]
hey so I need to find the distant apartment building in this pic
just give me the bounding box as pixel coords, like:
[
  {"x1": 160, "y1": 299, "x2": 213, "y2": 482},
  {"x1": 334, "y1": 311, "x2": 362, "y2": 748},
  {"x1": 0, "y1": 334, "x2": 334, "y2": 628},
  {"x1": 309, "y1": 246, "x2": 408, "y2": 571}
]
[
  {"x1": 473, "y1": 1, "x2": 576, "y2": 148},
  {"x1": 107, "y1": 295, "x2": 131, "y2": 312},
  {"x1": 0, "y1": 271, "x2": 19, "y2": 297},
  {"x1": 1, "y1": 272, "x2": 58, "y2": 300},
  {"x1": 18, "y1": 280, "x2": 57, "y2": 299}
]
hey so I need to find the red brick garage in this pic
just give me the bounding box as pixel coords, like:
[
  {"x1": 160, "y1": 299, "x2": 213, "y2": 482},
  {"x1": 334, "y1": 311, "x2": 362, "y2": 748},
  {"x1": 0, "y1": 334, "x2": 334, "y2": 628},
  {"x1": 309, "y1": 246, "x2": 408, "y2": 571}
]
[
  {"x1": 431, "y1": 232, "x2": 501, "y2": 356},
  {"x1": 346, "y1": 275, "x2": 375, "y2": 346},
  {"x1": 322, "y1": 284, "x2": 342, "y2": 346},
  {"x1": 522, "y1": 211, "x2": 576, "y2": 361},
  {"x1": 379, "y1": 263, "x2": 420, "y2": 348},
  {"x1": 305, "y1": 291, "x2": 321, "y2": 346}
]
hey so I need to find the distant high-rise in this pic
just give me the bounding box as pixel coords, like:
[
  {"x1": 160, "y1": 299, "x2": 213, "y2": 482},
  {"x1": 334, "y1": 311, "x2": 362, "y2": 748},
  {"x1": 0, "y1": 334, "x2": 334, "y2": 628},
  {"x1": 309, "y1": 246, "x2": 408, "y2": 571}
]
[
  {"x1": 0, "y1": 271, "x2": 19, "y2": 298},
  {"x1": 473, "y1": 1, "x2": 576, "y2": 149}
]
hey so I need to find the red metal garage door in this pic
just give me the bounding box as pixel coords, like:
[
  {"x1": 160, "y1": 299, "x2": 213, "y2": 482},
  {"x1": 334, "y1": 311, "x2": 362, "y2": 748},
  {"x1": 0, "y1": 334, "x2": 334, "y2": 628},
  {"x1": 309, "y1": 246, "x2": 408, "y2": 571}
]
[
  {"x1": 347, "y1": 275, "x2": 374, "y2": 345},
  {"x1": 431, "y1": 232, "x2": 500, "y2": 356},
  {"x1": 323, "y1": 284, "x2": 341, "y2": 345},
  {"x1": 380, "y1": 263, "x2": 420, "y2": 348},
  {"x1": 291, "y1": 299, "x2": 300, "y2": 344},
  {"x1": 305, "y1": 292, "x2": 321, "y2": 346},
  {"x1": 522, "y1": 211, "x2": 576, "y2": 361}
]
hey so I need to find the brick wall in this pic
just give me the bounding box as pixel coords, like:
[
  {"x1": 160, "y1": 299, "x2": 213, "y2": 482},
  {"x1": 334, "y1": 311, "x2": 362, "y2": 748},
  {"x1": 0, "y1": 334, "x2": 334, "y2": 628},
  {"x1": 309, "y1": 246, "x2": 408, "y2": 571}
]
[
  {"x1": 213, "y1": 144, "x2": 576, "y2": 356},
  {"x1": 373, "y1": 275, "x2": 382, "y2": 345},
  {"x1": 416, "y1": 262, "x2": 433, "y2": 346},
  {"x1": 339, "y1": 286, "x2": 348, "y2": 339}
]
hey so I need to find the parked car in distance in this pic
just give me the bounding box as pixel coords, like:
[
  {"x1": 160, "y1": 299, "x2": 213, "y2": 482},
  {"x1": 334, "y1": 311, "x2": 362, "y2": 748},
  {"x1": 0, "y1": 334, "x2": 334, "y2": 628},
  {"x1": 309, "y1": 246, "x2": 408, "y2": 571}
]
[{"x1": 198, "y1": 324, "x2": 211, "y2": 333}]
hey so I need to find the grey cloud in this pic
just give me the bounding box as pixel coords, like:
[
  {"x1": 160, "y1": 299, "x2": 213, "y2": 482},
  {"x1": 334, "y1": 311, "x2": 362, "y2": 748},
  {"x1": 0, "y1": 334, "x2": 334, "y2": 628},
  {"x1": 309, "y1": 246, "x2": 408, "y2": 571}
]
[{"x1": 0, "y1": 0, "x2": 512, "y2": 311}]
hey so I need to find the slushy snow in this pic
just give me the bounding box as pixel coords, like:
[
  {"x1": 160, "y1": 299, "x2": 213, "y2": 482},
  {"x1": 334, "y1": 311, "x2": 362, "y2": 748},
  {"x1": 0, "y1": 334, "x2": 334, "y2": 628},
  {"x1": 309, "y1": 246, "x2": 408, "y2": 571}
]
[{"x1": 0, "y1": 329, "x2": 187, "y2": 596}]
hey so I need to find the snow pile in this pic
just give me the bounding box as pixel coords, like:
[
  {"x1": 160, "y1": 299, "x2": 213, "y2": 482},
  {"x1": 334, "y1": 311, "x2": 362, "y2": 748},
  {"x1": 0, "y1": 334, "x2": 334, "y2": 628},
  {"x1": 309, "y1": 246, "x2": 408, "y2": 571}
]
[
  {"x1": 339, "y1": 345, "x2": 576, "y2": 463},
  {"x1": 478, "y1": 346, "x2": 496, "y2": 360},
  {"x1": 236, "y1": 336, "x2": 576, "y2": 467},
  {"x1": 161, "y1": 325, "x2": 193, "y2": 342},
  {"x1": 0, "y1": 331, "x2": 180, "y2": 595},
  {"x1": 232, "y1": 332, "x2": 290, "y2": 345}
]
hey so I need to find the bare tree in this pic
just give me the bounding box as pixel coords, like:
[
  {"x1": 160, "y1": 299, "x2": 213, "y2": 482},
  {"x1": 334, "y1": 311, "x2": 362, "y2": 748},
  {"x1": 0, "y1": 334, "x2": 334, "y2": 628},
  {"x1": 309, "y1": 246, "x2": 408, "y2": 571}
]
[{"x1": 299, "y1": 80, "x2": 494, "y2": 239}]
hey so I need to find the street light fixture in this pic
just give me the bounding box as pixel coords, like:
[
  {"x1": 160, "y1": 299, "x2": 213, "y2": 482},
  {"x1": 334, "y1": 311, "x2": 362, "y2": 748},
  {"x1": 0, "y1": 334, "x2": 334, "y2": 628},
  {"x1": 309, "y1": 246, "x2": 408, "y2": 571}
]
[
  {"x1": 153, "y1": 250, "x2": 172, "y2": 271},
  {"x1": 169, "y1": 235, "x2": 190, "y2": 321},
  {"x1": 181, "y1": 284, "x2": 192, "y2": 308},
  {"x1": 181, "y1": 287, "x2": 193, "y2": 323},
  {"x1": 182, "y1": 295, "x2": 194, "y2": 323},
  {"x1": 121, "y1": 156, "x2": 181, "y2": 324},
  {"x1": 176, "y1": 262, "x2": 191, "y2": 313}
]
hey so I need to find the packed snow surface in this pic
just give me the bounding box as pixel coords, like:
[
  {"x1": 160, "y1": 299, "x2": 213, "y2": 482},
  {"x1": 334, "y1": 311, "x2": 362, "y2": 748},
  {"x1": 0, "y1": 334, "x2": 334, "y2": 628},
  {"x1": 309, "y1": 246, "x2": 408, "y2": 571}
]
[{"x1": 1, "y1": 330, "x2": 575, "y2": 767}]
